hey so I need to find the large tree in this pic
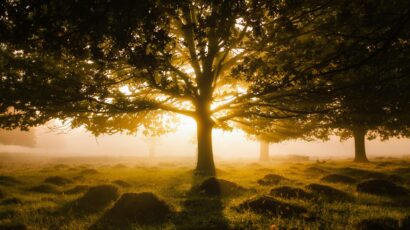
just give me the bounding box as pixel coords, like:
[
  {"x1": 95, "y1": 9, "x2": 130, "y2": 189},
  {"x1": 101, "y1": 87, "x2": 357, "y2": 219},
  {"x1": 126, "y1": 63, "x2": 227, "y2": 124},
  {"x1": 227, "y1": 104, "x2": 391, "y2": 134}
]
[
  {"x1": 1, "y1": 0, "x2": 408, "y2": 174},
  {"x1": 306, "y1": 1, "x2": 410, "y2": 162},
  {"x1": 236, "y1": 0, "x2": 410, "y2": 163},
  {"x1": 318, "y1": 67, "x2": 410, "y2": 162}
]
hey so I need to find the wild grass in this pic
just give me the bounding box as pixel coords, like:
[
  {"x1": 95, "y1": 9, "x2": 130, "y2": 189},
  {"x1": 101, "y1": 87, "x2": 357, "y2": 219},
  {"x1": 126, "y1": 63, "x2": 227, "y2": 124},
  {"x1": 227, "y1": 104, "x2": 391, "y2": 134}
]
[{"x1": 0, "y1": 156, "x2": 409, "y2": 229}]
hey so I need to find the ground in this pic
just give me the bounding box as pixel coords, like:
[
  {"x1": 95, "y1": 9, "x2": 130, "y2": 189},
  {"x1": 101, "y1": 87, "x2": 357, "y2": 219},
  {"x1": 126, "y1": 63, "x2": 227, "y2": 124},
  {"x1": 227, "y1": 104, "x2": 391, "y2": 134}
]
[{"x1": 0, "y1": 154, "x2": 409, "y2": 230}]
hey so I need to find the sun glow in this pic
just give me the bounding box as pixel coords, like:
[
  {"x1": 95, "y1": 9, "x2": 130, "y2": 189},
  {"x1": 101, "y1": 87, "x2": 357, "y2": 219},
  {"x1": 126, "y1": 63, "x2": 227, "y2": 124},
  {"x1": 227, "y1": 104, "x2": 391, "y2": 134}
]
[
  {"x1": 119, "y1": 85, "x2": 132, "y2": 95},
  {"x1": 176, "y1": 115, "x2": 197, "y2": 135},
  {"x1": 175, "y1": 114, "x2": 249, "y2": 153}
]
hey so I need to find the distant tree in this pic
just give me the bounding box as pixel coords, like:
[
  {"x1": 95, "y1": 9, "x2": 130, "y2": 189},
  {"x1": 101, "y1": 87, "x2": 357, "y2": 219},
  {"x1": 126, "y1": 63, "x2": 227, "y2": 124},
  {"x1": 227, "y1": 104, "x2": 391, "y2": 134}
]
[
  {"x1": 1, "y1": 0, "x2": 408, "y2": 174},
  {"x1": 242, "y1": 117, "x2": 319, "y2": 161},
  {"x1": 148, "y1": 138, "x2": 157, "y2": 159},
  {"x1": 142, "y1": 136, "x2": 164, "y2": 159}
]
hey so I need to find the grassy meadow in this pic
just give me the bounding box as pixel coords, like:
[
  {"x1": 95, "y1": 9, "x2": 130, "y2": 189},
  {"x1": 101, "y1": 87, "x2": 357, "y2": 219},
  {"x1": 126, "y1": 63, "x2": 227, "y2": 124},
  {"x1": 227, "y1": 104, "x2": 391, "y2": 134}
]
[{"x1": 0, "y1": 154, "x2": 410, "y2": 230}]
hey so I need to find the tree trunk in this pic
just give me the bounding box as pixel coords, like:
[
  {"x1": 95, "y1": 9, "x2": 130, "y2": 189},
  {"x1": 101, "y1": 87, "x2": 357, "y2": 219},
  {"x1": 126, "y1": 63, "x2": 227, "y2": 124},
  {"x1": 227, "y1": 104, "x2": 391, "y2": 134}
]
[
  {"x1": 353, "y1": 128, "x2": 369, "y2": 162},
  {"x1": 195, "y1": 112, "x2": 216, "y2": 176},
  {"x1": 194, "y1": 67, "x2": 216, "y2": 175},
  {"x1": 259, "y1": 140, "x2": 269, "y2": 161}
]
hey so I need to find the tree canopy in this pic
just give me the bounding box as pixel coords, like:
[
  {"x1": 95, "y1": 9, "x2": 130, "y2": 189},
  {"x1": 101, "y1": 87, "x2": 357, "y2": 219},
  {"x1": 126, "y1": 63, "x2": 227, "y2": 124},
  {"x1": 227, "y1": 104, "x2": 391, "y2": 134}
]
[
  {"x1": 1, "y1": 0, "x2": 410, "y2": 173},
  {"x1": 298, "y1": 1, "x2": 410, "y2": 162}
]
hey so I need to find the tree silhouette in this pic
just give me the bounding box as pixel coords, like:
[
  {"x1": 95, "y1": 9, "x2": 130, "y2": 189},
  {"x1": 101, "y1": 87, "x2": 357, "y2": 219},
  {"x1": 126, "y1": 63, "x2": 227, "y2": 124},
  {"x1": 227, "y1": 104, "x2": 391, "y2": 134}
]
[
  {"x1": 304, "y1": 1, "x2": 410, "y2": 162},
  {"x1": 142, "y1": 136, "x2": 164, "y2": 159},
  {"x1": 242, "y1": 118, "x2": 318, "y2": 161},
  {"x1": 1, "y1": 0, "x2": 409, "y2": 174},
  {"x1": 316, "y1": 70, "x2": 410, "y2": 162}
]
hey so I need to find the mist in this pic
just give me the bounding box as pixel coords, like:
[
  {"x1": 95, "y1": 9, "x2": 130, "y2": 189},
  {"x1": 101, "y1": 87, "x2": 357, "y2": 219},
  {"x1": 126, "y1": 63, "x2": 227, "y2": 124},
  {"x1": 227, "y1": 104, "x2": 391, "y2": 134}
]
[
  {"x1": 0, "y1": 128, "x2": 36, "y2": 147},
  {"x1": 1, "y1": 124, "x2": 410, "y2": 160}
]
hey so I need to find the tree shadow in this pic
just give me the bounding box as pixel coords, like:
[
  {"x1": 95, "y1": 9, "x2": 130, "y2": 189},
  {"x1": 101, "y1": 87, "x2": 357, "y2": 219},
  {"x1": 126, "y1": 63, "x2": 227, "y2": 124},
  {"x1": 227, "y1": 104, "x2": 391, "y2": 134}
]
[
  {"x1": 174, "y1": 175, "x2": 229, "y2": 230},
  {"x1": 88, "y1": 212, "x2": 136, "y2": 230}
]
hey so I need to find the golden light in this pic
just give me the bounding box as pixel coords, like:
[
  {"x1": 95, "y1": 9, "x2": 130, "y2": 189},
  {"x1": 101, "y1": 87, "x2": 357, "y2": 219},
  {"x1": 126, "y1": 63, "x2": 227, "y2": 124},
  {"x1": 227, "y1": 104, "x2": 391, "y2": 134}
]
[
  {"x1": 119, "y1": 85, "x2": 132, "y2": 95},
  {"x1": 176, "y1": 115, "x2": 196, "y2": 135}
]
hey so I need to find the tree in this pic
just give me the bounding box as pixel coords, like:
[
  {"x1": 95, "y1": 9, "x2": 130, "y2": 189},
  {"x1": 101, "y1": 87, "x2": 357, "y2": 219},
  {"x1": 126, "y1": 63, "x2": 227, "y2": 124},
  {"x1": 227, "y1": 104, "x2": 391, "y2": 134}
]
[
  {"x1": 142, "y1": 136, "x2": 164, "y2": 159},
  {"x1": 2, "y1": 0, "x2": 408, "y2": 174},
  {"x1": 318, "y1": 68, "x2": 410, "y2": 162},
  {"x1": 238, "y1": 0, "x2": 410, "y2": 163},
  {"x1": 244, "y1": 117, "x2": 320, "y2": 161},
  {"x1": 304, "y1": 1, "x2": 410, "y2": 162},
  {"x1": 231, "y1": 0, "x2": 410, "y2": 163}
]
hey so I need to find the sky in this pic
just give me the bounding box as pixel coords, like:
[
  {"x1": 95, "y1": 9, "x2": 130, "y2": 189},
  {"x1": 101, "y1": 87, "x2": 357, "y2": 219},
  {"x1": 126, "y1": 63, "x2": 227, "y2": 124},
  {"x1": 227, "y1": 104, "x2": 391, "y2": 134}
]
[{"x1": 1, "y1": 116, "x2": 410, "y2": 161}]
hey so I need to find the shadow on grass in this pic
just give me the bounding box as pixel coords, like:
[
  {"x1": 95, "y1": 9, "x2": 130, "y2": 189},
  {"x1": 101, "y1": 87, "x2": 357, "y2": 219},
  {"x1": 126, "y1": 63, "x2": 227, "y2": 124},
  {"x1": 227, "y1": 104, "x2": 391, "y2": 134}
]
[{"x1": 174, "y1": 175, "x2": 229, "y2": 230}]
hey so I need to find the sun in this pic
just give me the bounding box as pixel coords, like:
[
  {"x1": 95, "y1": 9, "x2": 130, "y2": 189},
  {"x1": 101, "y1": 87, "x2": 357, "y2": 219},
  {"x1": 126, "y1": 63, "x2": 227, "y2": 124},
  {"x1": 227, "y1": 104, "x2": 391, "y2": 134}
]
[{"x1": 176, "y1": 115, "x2": 197, "y2": 135}]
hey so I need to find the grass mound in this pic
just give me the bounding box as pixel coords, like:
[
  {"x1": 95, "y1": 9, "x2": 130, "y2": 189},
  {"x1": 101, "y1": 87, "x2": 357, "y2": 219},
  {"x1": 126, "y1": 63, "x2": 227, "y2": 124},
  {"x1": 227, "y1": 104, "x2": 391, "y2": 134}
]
[
  {"x1": 1, "y1": 198, "x2": 23, "y2": 205},
  {"x1": 72, "y1": 175, "x2": 85, "y2": 181},
  {"x1": 44, "y1": 176, "x2": 72, "y2": 186},
  {"x1": 157, "y1": 162, "x2": 176, "y2": 167},
  {"x1": 27, "y1": 184, "x2": 60, "y2": 194},
  {"x1": 112, "y1": 180, "x2": 131, "y2": 188},
  {"x1": 71, "y1": 185, "x2": 119, "y2": 213},
  {"x1": 0, "y1": 176, "x2": 21, "y2": 186},
  {"x1": 306, "y1": 183, "x2": 352, "y2": 202},
  {"x1": 238, "y1": 195, "x2": 307, "y2": 217},
  {"x1": 270, "y1": 186, "x2": 313, "y2": 200},
  {"x1": 197, "y1": 177, "x2": 247, "y2": 196},
  {"x1": 356, "y1": 179, "x2": 409, "y2": 197},
  {"x1": 393, "y1": 167, "x2": 410, "y2": 174},
  {"x1": 386, "y1": 175, "x2": 405, "y2": 184},
  {"x1": 0, "y1": 210, "x2": 16, "y2": 220},
  {"x1": 104, "y1": 192, "x2": 173, "y2": 223},
  {"x1": 320, "y1": 174, "x2": 357, "y2": 184},
  {"x1": 80, "y1": 169, "x2": 99, "y2": 175},
  {"x1": 112, "y1": 164, "x2": 127, "y2": 169},
  {"x1": 356, "y1": 217, "x2": 399, "y2": 230},
  {"x1": 257, "y1": 174, "x2": 289, "y2": 186},
  {"x1": 176, "y1": 192, "x2": 229, "y2": 230},
  {"x1": 304, "y1": 166, "x2": 328, "y2": 174},
  {"x1": 53, "y1": 164, "x2": 69, "y2": 169},
  {"x1": 0, "y1": 223, "x2": 28, "y2": 230},
  {"x1": 376, "y1": 162, "x2": 395, "y2": 167},
  {"x1": 338, "y1": 167, "x2": 386, "y2": 180},
  {"x1": 64, "y1": 185, "x2": 89, "y2": 195},
  {"x1": 402, "y1": 216, "x2": 410, "y2": 229}
]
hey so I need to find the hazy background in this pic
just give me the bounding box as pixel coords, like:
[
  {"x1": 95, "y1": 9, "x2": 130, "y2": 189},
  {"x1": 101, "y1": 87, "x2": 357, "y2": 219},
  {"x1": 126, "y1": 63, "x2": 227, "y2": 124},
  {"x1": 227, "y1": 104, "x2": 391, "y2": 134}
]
[{"x1": 1, "y1": 118, "x2": 410, "y2": 160}]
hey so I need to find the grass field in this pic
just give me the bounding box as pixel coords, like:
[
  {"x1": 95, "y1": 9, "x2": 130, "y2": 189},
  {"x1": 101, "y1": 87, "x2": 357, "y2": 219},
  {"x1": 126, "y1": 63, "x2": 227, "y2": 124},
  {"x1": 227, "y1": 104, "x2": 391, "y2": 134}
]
[{"x1": 0, "y1": 155, "x2": 410, "y2": 230}]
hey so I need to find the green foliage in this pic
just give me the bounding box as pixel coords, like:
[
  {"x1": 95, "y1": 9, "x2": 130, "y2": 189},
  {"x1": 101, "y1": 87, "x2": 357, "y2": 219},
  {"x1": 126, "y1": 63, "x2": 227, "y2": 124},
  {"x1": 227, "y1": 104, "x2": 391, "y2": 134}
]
[
  {"x1": 1, "y1": 1, "x2": 410, "y2": 165},
  {"x1": 0, "y1": 1, "x2": 369, "y2": 133},
  {"x1": 238, "y1": 0, "x2": 410, "y2": 143}
]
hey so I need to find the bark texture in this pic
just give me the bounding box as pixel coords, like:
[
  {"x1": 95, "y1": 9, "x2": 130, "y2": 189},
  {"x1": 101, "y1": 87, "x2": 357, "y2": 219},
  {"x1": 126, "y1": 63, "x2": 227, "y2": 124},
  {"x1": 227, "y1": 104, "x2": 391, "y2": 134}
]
[{"x1": 353, "y1": 128, "x2": 369, "y2": 162}]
